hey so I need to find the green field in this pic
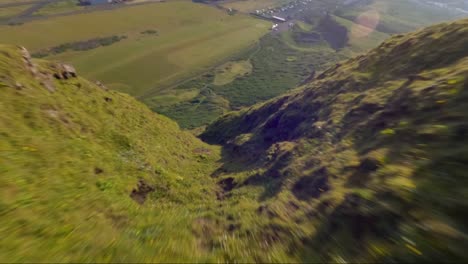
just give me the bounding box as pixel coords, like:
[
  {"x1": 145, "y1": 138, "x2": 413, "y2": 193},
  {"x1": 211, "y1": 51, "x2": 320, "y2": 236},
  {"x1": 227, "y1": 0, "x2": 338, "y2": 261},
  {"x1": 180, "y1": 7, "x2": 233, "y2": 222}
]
[
  {"x1": 0, "y1": 0, "x2": 38, "y2": 3},
  {"x1": 213, "y1": 60, "x2": 252, "y2": 86},
  {"x1": 33, "y1": 0, "x2": 86, "y2": 16},
  {"x1": 222, "y1": 0, "x2": 294, "y2": 12},
  {"x1": 0, "y1": 0, "x2": 270, "y2": 96},
  {"x1": 0, "y1": 4, "x2": 32, "y2": 22}
]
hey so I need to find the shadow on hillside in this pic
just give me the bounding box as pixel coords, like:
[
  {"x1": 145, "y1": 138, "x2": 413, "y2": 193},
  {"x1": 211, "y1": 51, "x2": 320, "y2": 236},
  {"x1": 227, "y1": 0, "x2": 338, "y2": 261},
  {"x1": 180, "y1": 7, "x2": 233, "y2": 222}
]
[
  {"x1": 297, "y1": 75, "x2": 468, "y2": 262},
  {"x1": 212, "y1": 144, "x2": 288, "y2": 201}
]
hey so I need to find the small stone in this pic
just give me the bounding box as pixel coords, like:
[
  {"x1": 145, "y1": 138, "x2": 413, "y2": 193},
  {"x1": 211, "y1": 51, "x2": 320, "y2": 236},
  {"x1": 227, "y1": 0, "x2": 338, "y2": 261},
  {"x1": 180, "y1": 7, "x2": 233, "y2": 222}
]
[{"x1": 14, "y1": 82, "x2": 23, "y2": 90}]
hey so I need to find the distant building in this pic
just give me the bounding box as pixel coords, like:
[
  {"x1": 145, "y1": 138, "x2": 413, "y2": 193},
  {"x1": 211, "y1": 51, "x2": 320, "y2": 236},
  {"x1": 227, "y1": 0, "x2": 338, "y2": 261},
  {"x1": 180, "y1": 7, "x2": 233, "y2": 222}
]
[
  {"x1": 79, "y1": 0, "x2": 112, "y2": 5},
  {"x1": 272, "y1": 16, "x2": 286, "y2": 22}
]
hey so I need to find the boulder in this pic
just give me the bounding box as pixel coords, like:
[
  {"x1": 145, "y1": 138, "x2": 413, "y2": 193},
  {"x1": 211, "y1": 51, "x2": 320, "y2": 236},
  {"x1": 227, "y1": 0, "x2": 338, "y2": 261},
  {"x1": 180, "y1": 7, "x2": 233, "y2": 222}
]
[{"x1": 53, "y1": 64, "x2": 77, "y2": 80}]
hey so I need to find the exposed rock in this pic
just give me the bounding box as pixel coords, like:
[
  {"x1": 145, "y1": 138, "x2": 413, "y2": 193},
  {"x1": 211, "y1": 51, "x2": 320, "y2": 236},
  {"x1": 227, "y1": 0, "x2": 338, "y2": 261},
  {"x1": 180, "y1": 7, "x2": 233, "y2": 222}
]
[
  {"x1": 14, "y1": 82, "x2": 23, "y2": 90},
  {"x1": 53, "y1": 64, "x2": 77, "y2": 80},
  {"x1": 18, "y1": 47, "x2": 58, "y2": 92},
  {"x1": 130, "y1": 179, "x2": 155, "y2": 204},
  {"x1": 95, "y1": 81, "x2": 108, "y2": 91},
  {"x1": 40, "y1": 79, "x2": 55, "y2": 92},
  {"x1": 62, "y1": 64, "x2": 77, "y2": 78},
  {"x1": 19, "y1": 46, "x2": 31, "y2": 62},
  {"x1": 19, "y1": 47, "x2": 38, "y2": 77}
]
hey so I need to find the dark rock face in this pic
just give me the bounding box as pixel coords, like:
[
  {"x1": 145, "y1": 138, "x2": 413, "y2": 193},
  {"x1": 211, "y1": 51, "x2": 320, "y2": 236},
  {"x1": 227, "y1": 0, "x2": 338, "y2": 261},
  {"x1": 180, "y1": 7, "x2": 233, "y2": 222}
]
[{"x1": 130, "y1": 179, "x2": 155, "y2": 204}]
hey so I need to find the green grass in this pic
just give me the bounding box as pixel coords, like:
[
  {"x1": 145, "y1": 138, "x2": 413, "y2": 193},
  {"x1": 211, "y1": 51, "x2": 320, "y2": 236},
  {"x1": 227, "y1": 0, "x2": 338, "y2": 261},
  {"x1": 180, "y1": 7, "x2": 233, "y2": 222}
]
[
  {"x1": 0, "y1": 0, "x2": 40, "y2": 3},
  {"x1": 0, "y1": 44, "x2": 222, "y2": 262},
  {"x1": 0, "y1": 0, "x2": 270, "y2": 96},
  {"x1": 0, "y1": 4, "x2": 33, "y2": 22},
  {"x1": 332, "y1": 15, "x2": 390, "y2": 55},
  {"x1": 33, "y1": 0, "x2": 86, "y2": 16},
  {"x1": 335, "y1": 0, "x2": 465, "y2": 34},
  {"x1": 201, "y1": 18, "x2": 468, "y2": 262},
  {"x1": 213, "y1": 60, "x2": 252, "y2": 86},
  {"x1": 2, "y1": 18, "x2": 468, "y2": 263}
]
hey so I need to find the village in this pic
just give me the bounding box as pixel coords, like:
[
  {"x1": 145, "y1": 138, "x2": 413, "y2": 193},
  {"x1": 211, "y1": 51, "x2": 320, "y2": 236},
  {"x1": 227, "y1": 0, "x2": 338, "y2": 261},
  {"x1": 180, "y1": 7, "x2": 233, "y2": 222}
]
[{"x1": 249, "y1": 0, "x2": 346, "y2": 32}]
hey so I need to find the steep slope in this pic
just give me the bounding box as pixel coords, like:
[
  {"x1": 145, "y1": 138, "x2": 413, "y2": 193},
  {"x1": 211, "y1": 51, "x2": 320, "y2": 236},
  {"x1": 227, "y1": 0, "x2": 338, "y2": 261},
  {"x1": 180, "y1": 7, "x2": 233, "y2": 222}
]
[
  {"x1": 202, "y1": 19, "x2": 468, "y2": 262},
  {"x1": 0, "y1": 45, "x2": 221, "y2": 262},
  {"x1": 2, "y1": 19, "x2": 468, "y2": 263}
]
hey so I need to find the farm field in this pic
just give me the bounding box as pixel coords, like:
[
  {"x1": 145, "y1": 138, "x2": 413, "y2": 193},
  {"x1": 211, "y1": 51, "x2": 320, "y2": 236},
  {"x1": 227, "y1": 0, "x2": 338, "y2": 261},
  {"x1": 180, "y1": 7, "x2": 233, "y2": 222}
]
[
  {"x1": 32, "y1": 0, "x2": 85, "y2": 16},
  {"x1": 0, "y1": 4, "x2": 33, "y2": 22},
  {"x1": 221, "y1": 0, "x2": 294, "y2": 13},
  {"x1": 0, "y1": 0, "x2": 40, "y2": 4},
  {"x1": 335, "y1": 0, "x2": 467, "y2": 33},
  {"x1": 0, "y1": 0, "x2": 270, "y2": 96}
]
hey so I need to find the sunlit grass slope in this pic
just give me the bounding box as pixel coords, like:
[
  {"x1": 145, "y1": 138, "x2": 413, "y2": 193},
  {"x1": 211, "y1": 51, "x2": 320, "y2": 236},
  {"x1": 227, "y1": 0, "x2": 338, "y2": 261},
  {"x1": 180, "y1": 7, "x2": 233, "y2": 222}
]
[{"x1": 0, "y1": 45, "x2": 222, "y2": 262}]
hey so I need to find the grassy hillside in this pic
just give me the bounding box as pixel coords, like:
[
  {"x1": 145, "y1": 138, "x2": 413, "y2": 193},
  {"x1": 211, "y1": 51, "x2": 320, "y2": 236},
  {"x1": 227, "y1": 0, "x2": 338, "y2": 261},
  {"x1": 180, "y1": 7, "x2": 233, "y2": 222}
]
[
  {"x1": 1, "y1": 16, "x2": 468, "y2": 264},
  {"x1": 335, "y1": 0, "x2": 466, "y2": 34},
  {"x1": 0, "y1": 0, "x2": 270, "y2": 96},
  {"x1": 0, "y1": 44, "x2": 223, "y2": 262},
  {"x1": 150, "y1": 33, "x2": 344, "y2": 129},
  {"x1": 201, "y1": 18, "x2": 468, "y2": 262}
]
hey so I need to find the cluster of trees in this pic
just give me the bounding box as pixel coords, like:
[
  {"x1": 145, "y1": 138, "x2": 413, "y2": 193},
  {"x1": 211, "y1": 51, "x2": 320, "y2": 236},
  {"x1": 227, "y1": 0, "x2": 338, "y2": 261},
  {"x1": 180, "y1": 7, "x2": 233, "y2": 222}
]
[{"x1": 33, "y1": 35, "x2": 127, "y2": 58}]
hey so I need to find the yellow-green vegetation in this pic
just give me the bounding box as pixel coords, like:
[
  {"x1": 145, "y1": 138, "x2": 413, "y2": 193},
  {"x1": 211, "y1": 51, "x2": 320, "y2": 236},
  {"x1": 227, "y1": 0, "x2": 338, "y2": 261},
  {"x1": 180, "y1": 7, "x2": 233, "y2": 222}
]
[
  {"x1": 335, "y1": 0, "x2": 466, "y2": 34},
  {"x1": 202, "y1": 19, "x2": 468, "y2": 262},
  {"x1": 0, "y1": 0, "x2": 40, "y2": 3},
  {"x1": 150, "y1": 33, "x2": 344, "y2": 129},
  {"x1": 0, "y1": 45, "x2": 222, "y2": 262},
  {"x1": 2, "y1": 18, "x2": 468, "y2": 263},
  {"x1": 33, "y1": 0, "x2": 85, "y2": 16},
  {"x1": 0, "y1": 0, "x2": 270, "y2": 96},
  {"x1": 332, "y1": 15, "x2": 390, "y2": 55},
  {"x1": 0, "y1": 4, "x2": 33, "y2": 22},
  {"x1": 213, "y1": 60, "x2": 252, "y2": 86}
]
